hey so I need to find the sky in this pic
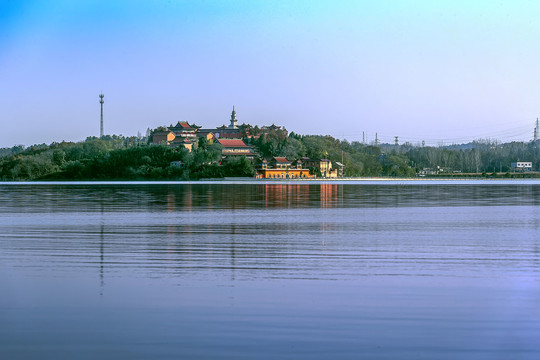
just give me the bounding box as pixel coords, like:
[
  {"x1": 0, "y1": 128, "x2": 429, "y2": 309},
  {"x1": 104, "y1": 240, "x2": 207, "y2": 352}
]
[{"x1": 2, "y1": 0, "x2": 540, "y2": 147}]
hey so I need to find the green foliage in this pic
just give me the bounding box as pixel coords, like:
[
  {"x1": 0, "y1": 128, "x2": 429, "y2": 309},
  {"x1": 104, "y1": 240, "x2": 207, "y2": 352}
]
[
  {"x1": 3, "y1": 127, "x2": 540, "y2": 181},
  {"x1": 0, "y1": 145, "x2": 25, "y2": 158},
  {"x1": 222, "y1": 157, "x2": 256, "y2": 177},
  {"x1": 0, "y1": 137, "x2": 189, "y2": 181}
]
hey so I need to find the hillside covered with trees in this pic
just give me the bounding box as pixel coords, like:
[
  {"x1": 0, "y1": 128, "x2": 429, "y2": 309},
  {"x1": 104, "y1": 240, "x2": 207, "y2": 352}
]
[{"x1": 1, "y1": 128, "x2": 540, "y2": 181}]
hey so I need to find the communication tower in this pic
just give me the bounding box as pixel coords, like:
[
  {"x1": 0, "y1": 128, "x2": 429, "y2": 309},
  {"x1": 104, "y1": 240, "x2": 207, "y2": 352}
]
[
  {"x1": 534, "y1": 118, "x2": 539, "y2": 142},
  {"x1": 99, "y1": 92, "x2": 105, "y2": 137}
]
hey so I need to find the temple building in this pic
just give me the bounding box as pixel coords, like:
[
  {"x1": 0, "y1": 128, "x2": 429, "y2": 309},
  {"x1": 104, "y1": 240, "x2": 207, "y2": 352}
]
[
  {"x1": 168, "y1": 121, "x2": 199, "y2": 140},
  {"x1": 215, "y1": 138, "x2": 257, "y2": 159},
  {"x1": 151, "y1": 121, "x2": 201, "y2": 151}
]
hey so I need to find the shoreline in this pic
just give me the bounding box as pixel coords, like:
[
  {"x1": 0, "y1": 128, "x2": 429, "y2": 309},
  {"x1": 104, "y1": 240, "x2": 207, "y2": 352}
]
[{"x1": 1, "y1": 177, "x2": 540, "y2": 185}]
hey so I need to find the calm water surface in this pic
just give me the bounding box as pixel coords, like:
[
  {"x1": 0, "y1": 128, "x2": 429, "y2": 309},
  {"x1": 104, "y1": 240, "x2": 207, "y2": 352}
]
[{"x1": 1, "y1": 181, "x2": 540, "y2": 359}]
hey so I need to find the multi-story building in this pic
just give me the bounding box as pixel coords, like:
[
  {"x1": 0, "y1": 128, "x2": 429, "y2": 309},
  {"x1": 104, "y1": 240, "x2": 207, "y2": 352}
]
[
  {"x1": 302, "y1": 158, "x2": 339, "y2": 177},
  {"x1": 152, "y1": 122, "x2": 200, "y2": 151},
  {"x1": 256, "y1": 157, "x2": 312, "y2": 179},
  {"x1": 168, "y1": 121, "x2": 199, "y2": 140}
]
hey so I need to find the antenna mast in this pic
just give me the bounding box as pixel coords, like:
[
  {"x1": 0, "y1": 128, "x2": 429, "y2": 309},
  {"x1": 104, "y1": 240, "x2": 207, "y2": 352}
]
[
  {"x1": 99, "y1": 92, "x2": 105, "y2": 137},
  {"x1": 534, "y1": 118, "x2": 539, "y2": 142}
]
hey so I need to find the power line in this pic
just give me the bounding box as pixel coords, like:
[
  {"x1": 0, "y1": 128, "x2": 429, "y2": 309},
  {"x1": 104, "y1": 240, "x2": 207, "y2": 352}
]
[{"x1": 325, "y1": 122, "x2": 536, "y2": 145}]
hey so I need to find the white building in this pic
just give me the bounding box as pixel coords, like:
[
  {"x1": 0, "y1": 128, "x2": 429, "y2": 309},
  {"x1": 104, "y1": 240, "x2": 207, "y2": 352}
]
[{"x1": 510, "y1": 161, "x2": 533, "y2": 172}]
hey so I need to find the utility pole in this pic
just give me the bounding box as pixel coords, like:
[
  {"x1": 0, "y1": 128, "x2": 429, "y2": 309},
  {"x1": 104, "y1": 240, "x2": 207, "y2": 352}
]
[{"x1": 99, "y1": 92, "x2": 105, "y2": 138}]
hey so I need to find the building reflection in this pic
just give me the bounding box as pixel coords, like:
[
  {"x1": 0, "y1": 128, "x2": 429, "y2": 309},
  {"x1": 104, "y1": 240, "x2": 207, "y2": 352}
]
[
  {"x1": 319, "y1": 184, "x2": 341, "y2": 208},
  {"x1": 149, "y1": 183, "x2": 348, "y2": 211},
  {"x1": 167, "y1": 192, "x2": 175, "y2": 212},
  {"x1": 262, "y1": 183, "x2": 335, "y2": 208},
  {"x1": 98, "y1": 194, "x2": 106, "y2": 296},
  {"x1": 46, "y1": 182, "x2": 540, "y2": 294}
]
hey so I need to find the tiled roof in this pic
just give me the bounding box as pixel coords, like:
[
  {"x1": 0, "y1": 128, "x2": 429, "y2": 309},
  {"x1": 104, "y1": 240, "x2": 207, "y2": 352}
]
[
  {"x1": 170, "y1": 121, "x2": 195, "y2": 130},
  {"x1": 217, "y1": 139, "x2": 249, "y2": 147},
  {"x1": 272, "y1": 157, "x2": 291, "y2": 163},
  {"x1": 179, "y1": 122, "x2": 191, "y2": 128}
]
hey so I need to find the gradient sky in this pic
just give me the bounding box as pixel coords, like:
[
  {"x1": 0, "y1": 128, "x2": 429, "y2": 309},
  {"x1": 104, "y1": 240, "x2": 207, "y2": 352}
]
[{"x1": 2, "y1": 0, "x2": 540, "y2": 147}]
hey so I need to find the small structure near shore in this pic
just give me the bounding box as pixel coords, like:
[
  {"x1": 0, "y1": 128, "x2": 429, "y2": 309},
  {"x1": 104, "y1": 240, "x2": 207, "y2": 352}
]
[{"x1": 511, "y1": 161, "x2": 533, "y2": 172}]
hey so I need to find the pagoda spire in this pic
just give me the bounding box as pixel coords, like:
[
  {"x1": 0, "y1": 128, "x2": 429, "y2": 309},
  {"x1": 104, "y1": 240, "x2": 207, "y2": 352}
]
[{"x1": 229, "y1": 105, "x2": 238, "y2": 129}]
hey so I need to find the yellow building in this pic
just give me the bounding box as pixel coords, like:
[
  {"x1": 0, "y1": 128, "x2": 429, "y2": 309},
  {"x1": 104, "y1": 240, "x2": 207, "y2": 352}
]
[
  {"x1": 257, "y1": 168, "x2": 311, "y2": 179},
  {"x1": 302, "y1": 158, "x2": 339, "y2": 178},
  {"x1": 257, "y1": 157, "x2": 313, "y2": 179}
]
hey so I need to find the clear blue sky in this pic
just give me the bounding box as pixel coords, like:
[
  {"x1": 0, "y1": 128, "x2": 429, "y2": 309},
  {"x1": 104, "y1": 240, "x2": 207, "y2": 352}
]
[{"x1": 1, "y1": 0, "x2": 540, "y2": 147}]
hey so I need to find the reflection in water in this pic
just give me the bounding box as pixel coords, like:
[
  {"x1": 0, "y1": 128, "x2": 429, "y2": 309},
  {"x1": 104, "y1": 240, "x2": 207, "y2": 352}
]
[
  {"x1": 99, "y1": 222, "x2": 104, "y2": 296},
  {"x1": 99, "y1": 195, "x2": 105, "y2": 296},
  {"x1": 1, "y1": 183, "x2": 540, "y2": 359},
  {"x1": 3, "y1": 182, "x2": 540, "y2": 214},
  {"x1": 1, "y1": 182, "x2": 533, "y2": 283}
]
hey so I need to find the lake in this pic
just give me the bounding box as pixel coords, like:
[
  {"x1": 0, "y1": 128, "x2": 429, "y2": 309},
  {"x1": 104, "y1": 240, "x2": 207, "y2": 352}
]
[{"x1": 1, "y1": 181, "x2": 540, "y2": 359}]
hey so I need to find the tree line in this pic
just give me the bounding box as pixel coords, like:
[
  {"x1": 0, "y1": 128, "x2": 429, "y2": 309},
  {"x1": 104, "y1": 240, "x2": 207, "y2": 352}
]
[{"x1": 1, "y1": 130, "x2": 539, "y2": 181}]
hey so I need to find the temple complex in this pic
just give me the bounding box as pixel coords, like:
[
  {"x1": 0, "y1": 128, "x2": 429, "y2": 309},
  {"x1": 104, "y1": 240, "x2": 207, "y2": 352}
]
[{"x1": 149, "y1": 106, "x2": 341, "y2": 178}]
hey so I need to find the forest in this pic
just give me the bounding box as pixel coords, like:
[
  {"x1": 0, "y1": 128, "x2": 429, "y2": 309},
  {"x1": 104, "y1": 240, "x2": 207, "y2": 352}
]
[{"x1": 1, "y1": 128, "x2": 540, "y2": 181}]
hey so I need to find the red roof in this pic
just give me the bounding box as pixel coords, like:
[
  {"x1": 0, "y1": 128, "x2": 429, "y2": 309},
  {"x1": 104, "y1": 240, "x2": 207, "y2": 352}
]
[
  {"x1": 273, "y1": 157, "x2": 290, "y2": 163},
  {"x1": 217, "y1": 139, "x2": 248, "y2": 147},
  {"x1": 170, "y1": 121, "x2": 194, "y2": 130}
]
